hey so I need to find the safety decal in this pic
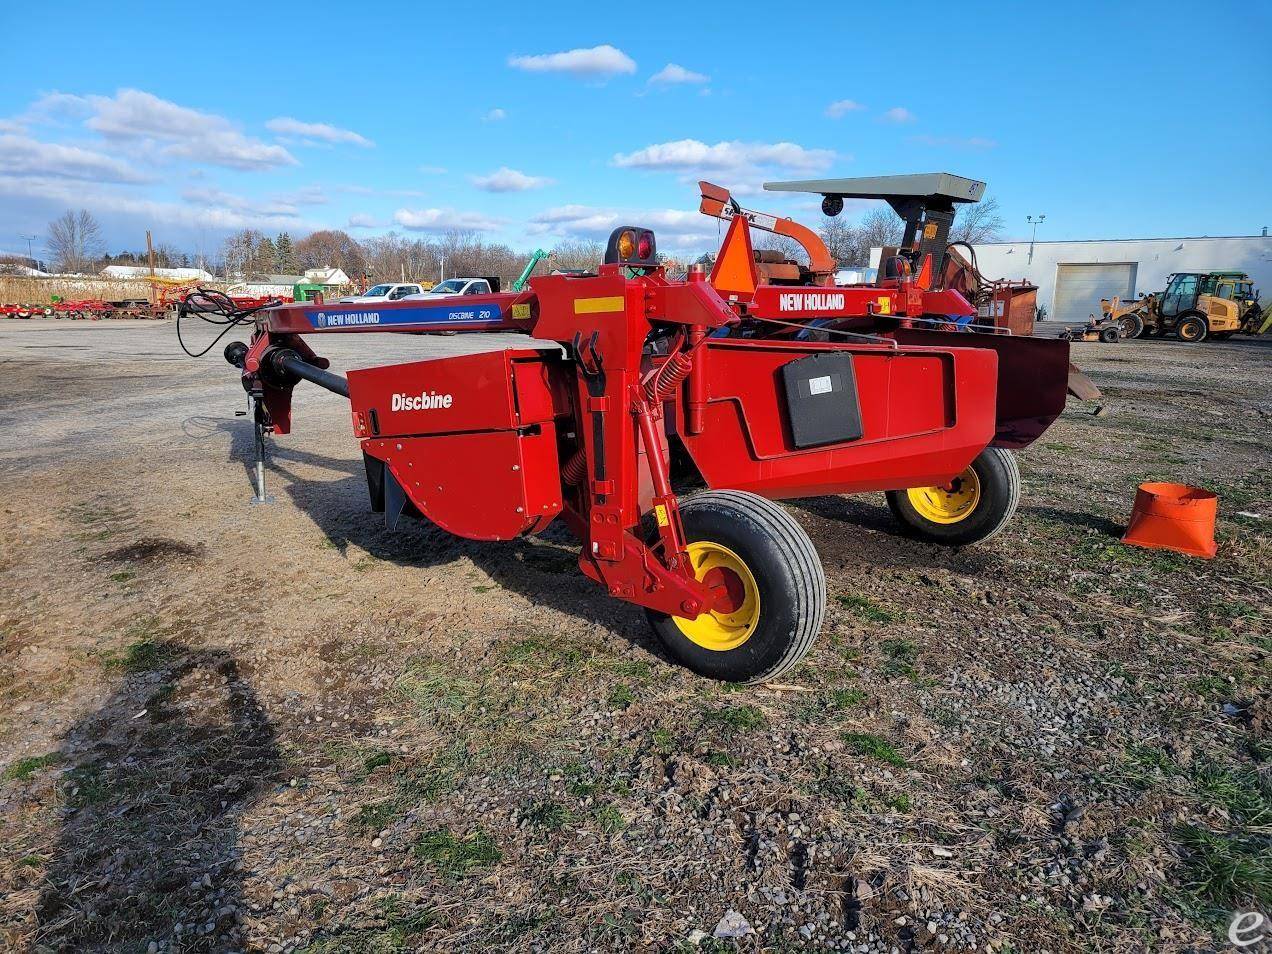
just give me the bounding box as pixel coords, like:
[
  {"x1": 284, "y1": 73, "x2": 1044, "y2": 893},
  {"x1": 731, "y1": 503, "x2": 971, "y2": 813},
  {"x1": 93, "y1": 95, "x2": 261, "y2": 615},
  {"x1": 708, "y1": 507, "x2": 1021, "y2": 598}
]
[{"x1": 310, "y1": 303, "x2": 503, "y2": 329}]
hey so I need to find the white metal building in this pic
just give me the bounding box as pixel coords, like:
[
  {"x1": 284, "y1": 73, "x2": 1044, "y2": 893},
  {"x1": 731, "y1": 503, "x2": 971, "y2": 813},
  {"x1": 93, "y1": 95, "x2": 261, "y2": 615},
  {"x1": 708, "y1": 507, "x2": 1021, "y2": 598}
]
[{"x1": 870, "y1": 235, "x2": 1272, "y2": 324}]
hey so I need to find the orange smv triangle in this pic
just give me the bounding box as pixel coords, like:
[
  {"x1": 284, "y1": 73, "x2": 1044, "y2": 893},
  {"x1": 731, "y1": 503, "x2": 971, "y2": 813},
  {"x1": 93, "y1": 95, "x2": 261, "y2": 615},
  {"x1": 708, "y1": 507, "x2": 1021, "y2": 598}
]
[
  {"x1": 709, "y1": 213, "x2": 758, "y2": 299},
  {"x1": 915, "y1": 252, "x2": 933, "y2": 290}
]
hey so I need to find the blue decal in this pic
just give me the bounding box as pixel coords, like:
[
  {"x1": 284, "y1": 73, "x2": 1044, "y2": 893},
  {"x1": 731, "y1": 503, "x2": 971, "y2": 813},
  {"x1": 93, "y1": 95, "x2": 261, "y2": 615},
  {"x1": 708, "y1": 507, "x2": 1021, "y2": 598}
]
[{"x1": 308, "y1": 303, "x2": 503, "y2": 329}]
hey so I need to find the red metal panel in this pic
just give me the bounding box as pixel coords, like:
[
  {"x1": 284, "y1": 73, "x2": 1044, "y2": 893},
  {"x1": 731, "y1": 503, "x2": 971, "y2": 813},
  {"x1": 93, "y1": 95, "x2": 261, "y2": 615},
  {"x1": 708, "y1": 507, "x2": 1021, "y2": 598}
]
[
  {"x1": 347, "y1": 349, "x2": 560, "y2": 438},
  {"x1": 678, "y1": 339, "x2": 998, "y2": 498},
  {"x1": 362, "y1": 425, "x2": 563, "y2": 541},
  {"x1": 888, "y1": 329, "x2": 1068, "y2": 448}
]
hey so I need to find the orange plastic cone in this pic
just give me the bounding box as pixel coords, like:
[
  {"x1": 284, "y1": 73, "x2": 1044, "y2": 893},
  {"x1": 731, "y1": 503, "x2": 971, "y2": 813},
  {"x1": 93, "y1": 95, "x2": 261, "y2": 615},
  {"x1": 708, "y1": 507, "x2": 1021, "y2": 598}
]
[{"x1": 1121, "y1": 482, "x2": 1218, "y2": 559}]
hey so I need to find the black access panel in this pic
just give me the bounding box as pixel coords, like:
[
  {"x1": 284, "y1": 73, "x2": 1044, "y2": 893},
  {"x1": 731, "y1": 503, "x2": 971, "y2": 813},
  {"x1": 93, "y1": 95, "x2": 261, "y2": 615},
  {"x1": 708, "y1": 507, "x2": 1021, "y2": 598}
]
[{"x1": 780, "y1": 352, "x2": 864, "y2": 449}]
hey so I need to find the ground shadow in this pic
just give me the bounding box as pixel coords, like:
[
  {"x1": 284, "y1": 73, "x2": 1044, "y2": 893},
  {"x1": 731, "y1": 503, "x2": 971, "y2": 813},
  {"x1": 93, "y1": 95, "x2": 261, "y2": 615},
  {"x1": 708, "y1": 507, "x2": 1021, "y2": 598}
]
[
  {"x1": 36, "y1": 645, "x2": 280, "y2": 951},
  {"x1": 788, "y1": 494, "x2": 1001, "y2": 576},
  {"x1": 1021, "y1": 504, "x2": 1124, "y2": 539},
  {"x1": 189, "y1": 413, "x2": 661, "y2": 656}
]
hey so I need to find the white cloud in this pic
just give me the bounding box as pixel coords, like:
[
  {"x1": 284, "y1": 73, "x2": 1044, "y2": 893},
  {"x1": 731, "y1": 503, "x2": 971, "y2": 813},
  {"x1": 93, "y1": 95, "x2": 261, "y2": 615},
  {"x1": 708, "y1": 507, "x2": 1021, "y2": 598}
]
[
  {"x1": 265, "y1": 117, "x2": 373, "y2": 147},
  {"x1": 348, "y1": 213, "x2": 380, "y2": 229},
  {"x1": 181, "y1": 186, "x2": 300, "y2": 218},
  {"x1": 85, "y1": 89, "x2": 297, "y2": 170},
  {"x1": 881, "y1": 107, "x2": 916, "y2": 124},
  {"x1": 483, "y1": 108, "x2": 506, "y2": 122},
  {"x1": 508, "y1": 44, "x2": 636, "y2": 77},
  {"x1": 0, "y1": 175, "x2": 314, "y2": 233},
  {"x1": 910, "y1": 134, "x2": 997, "y2": 149},
  {"x1": 470, "y1": 167, "x2": 553, "y2": 192},
  {"x1": 825, "y1": 99, "x2": 865, "y2": 118},
  {"x1": 649, "y1": 64, "x2": 709, "y2": 85},
  {"x1": 528, "y1": 205, "x2": 707, "y2": 241},
  {"x1": 274, "y1": 185, "x2": 329, "y2": 205},
  {"x1": 393, "y1": 208, "x2": 505, "y2": 232},
  {"x1": 0, "y1": 119, "x2": 25, "y2": 134},
  {"x1": 0, "y1": 134, "x2": 148, "y2": 183},
  {"x1": 612, "y1": 139, "x2": 834, "y2": 174}
]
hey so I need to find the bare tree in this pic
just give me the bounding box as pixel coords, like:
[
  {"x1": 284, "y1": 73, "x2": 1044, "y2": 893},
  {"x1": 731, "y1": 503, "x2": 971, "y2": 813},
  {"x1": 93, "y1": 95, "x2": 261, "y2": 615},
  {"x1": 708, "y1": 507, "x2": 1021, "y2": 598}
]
[
  {"x1": 220, "y1": 229, "x2": 265, "y2": 279},
  {"x1": 950, "y1": 196, "x2": 1005, "y2": 245},
  {"x1": 817, "y1": 216, "x2": 860, "y2": 267},
  {"x1": 548, "y1": 239, "x2": 604, "y2": 273},
  {"x1": 855, "y1": 206, "x2": 905, "y2": 255},
  {"x1": 295, "y1": 229, "x2": 366, "y2": 277},
  {"x1": 47, "y1": 209, "x2": 104, "y2": 274}
]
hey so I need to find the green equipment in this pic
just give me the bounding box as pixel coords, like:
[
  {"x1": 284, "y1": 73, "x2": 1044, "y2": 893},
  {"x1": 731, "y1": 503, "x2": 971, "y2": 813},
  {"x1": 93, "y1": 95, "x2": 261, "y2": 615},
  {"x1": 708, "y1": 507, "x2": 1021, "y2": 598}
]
[
  {"x1": 512, "y1": 249, "x2": 549, "y2": 292},
  {"x1": 292, "y1": 282, "x2": 327, "y2": 303}
]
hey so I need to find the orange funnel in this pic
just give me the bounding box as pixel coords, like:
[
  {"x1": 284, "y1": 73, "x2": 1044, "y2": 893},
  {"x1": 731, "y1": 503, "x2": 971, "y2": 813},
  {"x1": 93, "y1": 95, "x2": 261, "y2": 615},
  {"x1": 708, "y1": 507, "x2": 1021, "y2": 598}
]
[{"x1": 1121, "y1": 482, "x2": 1218, "y2": 559}]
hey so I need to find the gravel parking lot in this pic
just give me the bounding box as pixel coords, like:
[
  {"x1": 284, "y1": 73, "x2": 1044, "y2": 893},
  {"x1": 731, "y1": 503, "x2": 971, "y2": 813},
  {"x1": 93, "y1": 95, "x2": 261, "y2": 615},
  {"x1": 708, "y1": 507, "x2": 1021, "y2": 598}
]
[{"x1": 1, "y1": 319, "x2": 1267, "y2": 952}]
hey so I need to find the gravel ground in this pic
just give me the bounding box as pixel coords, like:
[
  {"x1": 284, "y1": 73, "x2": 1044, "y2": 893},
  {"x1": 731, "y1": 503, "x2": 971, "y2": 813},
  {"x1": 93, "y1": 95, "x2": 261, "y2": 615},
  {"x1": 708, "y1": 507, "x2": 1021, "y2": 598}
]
[{"x1": 0, "y1": 319, "x2": 1268, "y2": 953}]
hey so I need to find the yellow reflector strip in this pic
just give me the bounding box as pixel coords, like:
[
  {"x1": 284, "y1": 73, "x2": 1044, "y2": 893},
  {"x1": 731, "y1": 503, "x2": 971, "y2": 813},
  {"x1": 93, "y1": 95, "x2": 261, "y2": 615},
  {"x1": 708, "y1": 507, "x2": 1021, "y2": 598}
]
[
  {"x1": 574, "y1": 296, "x2": 625, "y2": 314},
  {"x1": 654, "y1": 504, "x2": 669, "y2": 527},
  {"x1": 877, "y1": 296, "x2": 891, "y2": 315}
]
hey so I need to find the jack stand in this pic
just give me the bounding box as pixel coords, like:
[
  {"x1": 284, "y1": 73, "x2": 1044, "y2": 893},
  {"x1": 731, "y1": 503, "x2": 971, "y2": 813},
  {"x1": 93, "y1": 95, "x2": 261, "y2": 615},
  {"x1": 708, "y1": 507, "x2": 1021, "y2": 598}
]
[{"x1": 248, "y1": 395, "x2": 274, "y2": 505}]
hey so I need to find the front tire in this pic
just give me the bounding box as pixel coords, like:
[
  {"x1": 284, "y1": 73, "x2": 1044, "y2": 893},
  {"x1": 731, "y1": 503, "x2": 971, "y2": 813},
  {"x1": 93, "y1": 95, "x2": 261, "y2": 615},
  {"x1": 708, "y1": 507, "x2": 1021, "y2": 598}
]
[
  {"x1": 646, "y1": 491, "x2": 825, "y2": 684},
  {"x1": 1176, "y1": 313, "x2": 1208, "y2": 342},
  {"x1": 1117, "y1": 313, "x2": 1144, "y2": 339},
  {"x1": 886, "y1": 447, "x2": 1021, "y2": 547}
]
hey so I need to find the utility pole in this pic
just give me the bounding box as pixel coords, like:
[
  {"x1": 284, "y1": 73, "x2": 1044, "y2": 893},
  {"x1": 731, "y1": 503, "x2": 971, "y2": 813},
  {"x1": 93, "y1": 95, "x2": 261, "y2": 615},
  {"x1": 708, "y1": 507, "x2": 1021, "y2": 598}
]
[
  {"x1": 1027, "y1": 214, "x2": 1046, "y2": 266},
  {"x1": 146, "y1": 230, "x2": 156, "y2": 305},
  {"x1": 20, "y1": 234, "x2": 38, "y2": 267}
]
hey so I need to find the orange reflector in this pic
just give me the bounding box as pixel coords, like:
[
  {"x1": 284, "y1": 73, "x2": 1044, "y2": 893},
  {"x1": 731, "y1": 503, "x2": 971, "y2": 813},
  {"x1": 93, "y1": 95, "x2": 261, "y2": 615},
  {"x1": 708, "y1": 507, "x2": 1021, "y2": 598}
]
[
  {"x1": 1121, "y1": 482, "x2": 1218, "y2": 559},
  {"x1": 708, "y1": 213, "x2": 758, "y2": 299},
  {"x1": 617, "y1": 230, "x2": 636, "y2": 259}
]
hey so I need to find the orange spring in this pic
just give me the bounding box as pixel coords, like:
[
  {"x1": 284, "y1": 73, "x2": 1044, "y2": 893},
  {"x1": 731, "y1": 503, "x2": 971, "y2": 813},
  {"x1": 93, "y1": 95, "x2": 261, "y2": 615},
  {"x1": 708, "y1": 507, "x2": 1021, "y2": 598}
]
[
  {"x1": 649, "y1": 350, "x2": 693, "y2": 403},
  {"x1": 561, "y1": 448, "x2": 587, "y2": 486}
]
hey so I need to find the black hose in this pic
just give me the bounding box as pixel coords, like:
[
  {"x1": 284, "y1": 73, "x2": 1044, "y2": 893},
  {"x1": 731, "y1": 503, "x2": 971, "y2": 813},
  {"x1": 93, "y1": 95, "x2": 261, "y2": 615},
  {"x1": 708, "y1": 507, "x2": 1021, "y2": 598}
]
[{"x1": 177, "y1": 288, "x2": 280, "y2": 358}]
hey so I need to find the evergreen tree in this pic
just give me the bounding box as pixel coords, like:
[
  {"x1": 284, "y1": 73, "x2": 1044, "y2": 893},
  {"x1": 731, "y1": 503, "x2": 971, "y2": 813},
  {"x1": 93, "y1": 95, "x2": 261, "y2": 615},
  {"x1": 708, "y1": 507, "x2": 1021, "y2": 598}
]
[
  {"x1": 255, "y1": 235, "x2": 278, "y2": 275},
  {"x1": 275, "y1": 232, "x2": 298, "y2": 274}
]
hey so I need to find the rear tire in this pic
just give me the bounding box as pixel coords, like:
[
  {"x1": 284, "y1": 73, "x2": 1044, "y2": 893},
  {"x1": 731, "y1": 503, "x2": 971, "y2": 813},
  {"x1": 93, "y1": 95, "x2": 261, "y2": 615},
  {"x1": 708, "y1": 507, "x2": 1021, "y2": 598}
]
[
  {"x1": 646, "y1": 490, "x2": 825, "y2": 684},
  {"x1": 1098, "y1": 325, "x2": 1120, "y2": 343},
  {"x1": 886, "y1": 447, "x2": 1021, "y2": 547},
  {"x1": 1176, "y1": 313, "x2": 1208, "y2": 342}
]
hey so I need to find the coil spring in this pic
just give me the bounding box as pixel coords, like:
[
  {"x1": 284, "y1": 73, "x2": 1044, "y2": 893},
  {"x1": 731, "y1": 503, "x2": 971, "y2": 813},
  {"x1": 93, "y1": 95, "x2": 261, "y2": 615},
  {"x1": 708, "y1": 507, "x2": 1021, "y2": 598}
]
[
  {"x1": 648, "y1": 350, "x2": 693, "y2": 403},
  {"x1": 561, "y1": 448, "x2": 587, "y2": 486}
]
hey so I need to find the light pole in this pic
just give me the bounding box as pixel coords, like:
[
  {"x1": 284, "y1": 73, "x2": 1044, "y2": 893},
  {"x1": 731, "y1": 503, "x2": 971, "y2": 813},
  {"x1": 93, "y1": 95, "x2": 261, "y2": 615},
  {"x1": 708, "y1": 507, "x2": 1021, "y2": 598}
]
[{"x1": 1026, "y1": 215, "x2": 1046, "y2": 266}]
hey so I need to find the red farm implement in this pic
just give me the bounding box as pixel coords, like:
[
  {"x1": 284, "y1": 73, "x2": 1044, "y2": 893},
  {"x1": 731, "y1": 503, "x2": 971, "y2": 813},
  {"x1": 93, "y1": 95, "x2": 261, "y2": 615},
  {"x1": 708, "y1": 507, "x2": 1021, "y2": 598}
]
[{"x1": 198, "y1": 174, "x2": 1074, "y2": 683}]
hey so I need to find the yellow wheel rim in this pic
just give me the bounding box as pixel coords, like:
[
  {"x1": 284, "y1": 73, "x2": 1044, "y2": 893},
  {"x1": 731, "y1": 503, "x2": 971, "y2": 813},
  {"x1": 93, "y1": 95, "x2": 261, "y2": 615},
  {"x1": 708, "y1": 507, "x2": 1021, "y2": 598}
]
[
  {"x1": 673, "y1": 541, "x2": 760, "y2": 652},
  {"x1": 906, "y1": 467, "x2": 982, "y2": 525}
]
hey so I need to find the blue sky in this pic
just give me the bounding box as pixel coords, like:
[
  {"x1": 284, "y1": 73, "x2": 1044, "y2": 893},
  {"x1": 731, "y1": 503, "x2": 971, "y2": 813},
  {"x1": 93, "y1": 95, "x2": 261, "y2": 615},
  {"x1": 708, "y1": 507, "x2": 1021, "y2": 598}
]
[{"x1": 2, "y1": 0, "x2": 1269, "y2": 262}]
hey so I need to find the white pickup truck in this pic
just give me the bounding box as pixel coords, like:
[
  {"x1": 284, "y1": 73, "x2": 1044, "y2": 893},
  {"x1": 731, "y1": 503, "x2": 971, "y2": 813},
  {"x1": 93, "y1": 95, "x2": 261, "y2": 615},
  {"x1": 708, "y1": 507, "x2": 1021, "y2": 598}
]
[
  {"x1": 338, "y1": 282, "x2": 426, "y2": 303},
  {"x1": 406, "y1": 277, "x2": 498, "y2": 299}
]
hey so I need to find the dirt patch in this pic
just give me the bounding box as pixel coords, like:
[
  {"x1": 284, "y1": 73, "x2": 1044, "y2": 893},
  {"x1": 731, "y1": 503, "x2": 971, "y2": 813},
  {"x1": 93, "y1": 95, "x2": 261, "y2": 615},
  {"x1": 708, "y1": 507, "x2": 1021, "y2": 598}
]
[
  {"x1": 0, "y1": 329, "x2": 1268, "y2": 953},
  {"x1": 102, "y1": 537, "x2": 206, "y2": 563}
]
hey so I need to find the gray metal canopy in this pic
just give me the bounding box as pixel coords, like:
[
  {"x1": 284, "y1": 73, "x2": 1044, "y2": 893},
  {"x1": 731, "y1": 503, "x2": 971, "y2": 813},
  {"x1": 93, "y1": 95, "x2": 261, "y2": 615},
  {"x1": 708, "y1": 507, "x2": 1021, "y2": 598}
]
[{"x1": 764, "y1": 173, "x2": 985, "y2": 205}]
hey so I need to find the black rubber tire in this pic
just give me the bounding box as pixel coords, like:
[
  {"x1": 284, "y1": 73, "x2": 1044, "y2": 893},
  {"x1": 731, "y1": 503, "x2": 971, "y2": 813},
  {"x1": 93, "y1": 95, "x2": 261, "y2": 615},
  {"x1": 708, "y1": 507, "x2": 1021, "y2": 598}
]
[
  {"x1": 1117, "y1": 313, "x2": 1144, "y2": 339},
  {"x1": 885, "y1": 447, "x2": 1021, "y2": 547},
  {"x1": 646, "y1": 490, "x2": 825, "y2": 684},
  {"x1": 1098, "y1": 325, "x2": 1120, "y2": 343},
  {"x1": 1175, "y1": 314, "x2": 1208, "y2": 342}
]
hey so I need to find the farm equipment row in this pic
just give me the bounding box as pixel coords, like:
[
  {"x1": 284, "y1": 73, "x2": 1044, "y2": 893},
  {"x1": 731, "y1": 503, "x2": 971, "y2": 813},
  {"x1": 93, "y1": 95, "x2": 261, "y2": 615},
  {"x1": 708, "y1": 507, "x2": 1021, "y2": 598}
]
[
  {"x1": 0, "y1": 292, "x2": 293, "y2": 320},
  {"x1": 201, "y1": 173, "x2": 1075, "y2": 684}
]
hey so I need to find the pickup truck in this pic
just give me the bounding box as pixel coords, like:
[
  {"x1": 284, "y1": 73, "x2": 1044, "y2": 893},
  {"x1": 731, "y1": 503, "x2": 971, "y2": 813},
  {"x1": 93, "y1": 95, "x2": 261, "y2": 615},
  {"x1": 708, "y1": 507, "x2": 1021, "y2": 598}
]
[
  {"x1": 407, "y1": 277, "x2": 500, "y2": 299},
  {"x1": 338, "y1": 282, "x2": 427, "y2": 303}
]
